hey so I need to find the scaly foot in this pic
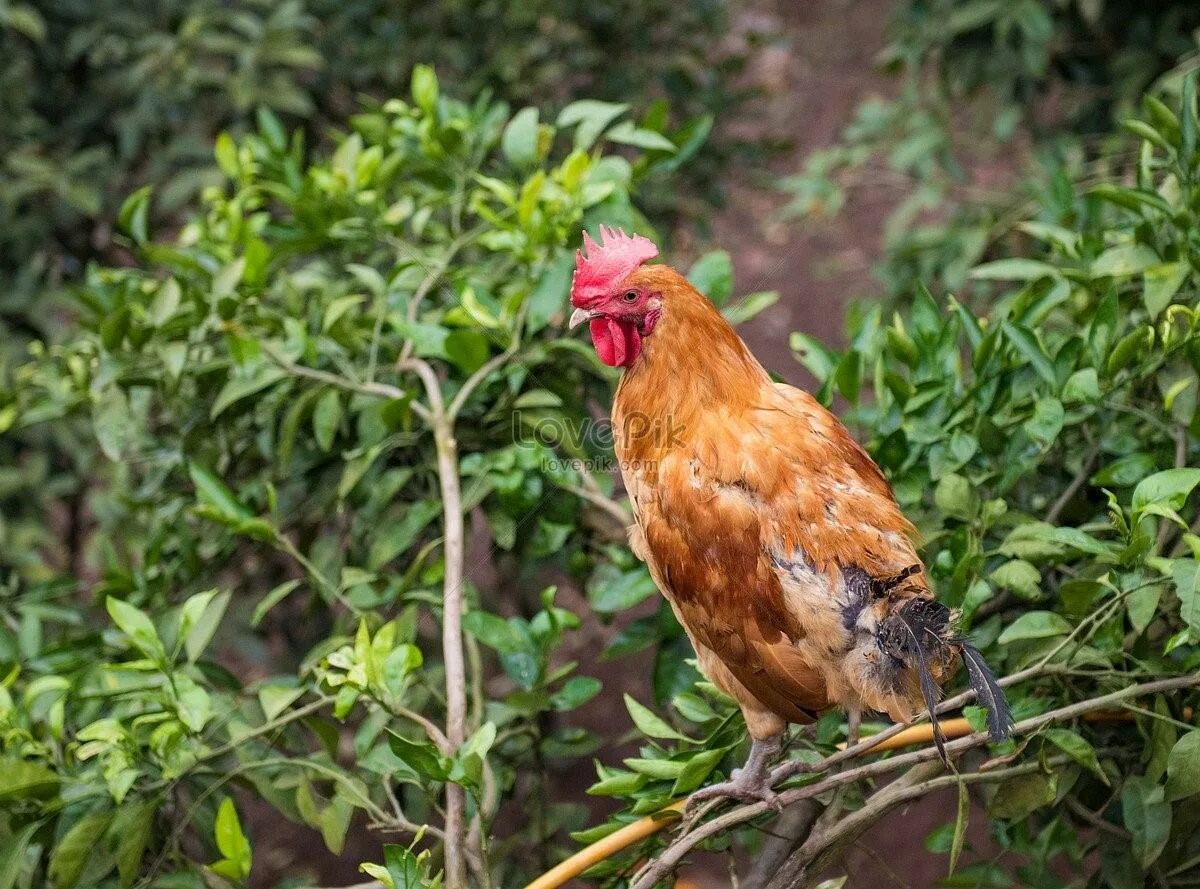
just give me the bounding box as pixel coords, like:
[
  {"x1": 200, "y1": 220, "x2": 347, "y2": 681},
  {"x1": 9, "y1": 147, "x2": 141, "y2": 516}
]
[{"x1": 686, "y1": 736, "x2": 782, "y2": 812}]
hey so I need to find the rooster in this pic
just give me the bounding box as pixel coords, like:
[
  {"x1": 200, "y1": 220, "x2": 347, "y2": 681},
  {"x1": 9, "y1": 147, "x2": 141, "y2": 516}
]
[{"x1": 569, "y1": 227, "x2": 1011, "y2": 804}]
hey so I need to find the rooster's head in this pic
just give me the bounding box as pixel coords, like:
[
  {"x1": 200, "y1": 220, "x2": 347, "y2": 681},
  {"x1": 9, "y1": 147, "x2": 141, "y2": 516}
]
[{"x1": 568, "y1": 226, "x2": 661, "y2": 367}]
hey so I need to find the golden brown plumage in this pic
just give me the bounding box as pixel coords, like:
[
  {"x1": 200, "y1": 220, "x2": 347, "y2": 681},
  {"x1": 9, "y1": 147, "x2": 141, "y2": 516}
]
[{"x1": 569, "y1": 229, "x2": 1010, "y2": 800}]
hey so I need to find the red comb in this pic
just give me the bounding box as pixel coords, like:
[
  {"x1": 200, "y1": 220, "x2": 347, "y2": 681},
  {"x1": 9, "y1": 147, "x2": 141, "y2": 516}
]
[{"x1": 570, "y1": 226, "x2": 658, "y2": 307}]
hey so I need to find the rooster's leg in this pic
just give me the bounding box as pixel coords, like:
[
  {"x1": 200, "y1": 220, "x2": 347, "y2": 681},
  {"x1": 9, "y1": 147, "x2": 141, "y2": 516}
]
[
  {"x1": 847, "y1": 704, "x2": 862, "y2": 746},
  {"x1": 686, "y1": 734, "x2": 782, "y2": 810}
]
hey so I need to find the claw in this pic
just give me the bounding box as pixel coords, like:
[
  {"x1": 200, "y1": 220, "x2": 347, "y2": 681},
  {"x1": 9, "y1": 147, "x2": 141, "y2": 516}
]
[
  {"x1": 686, "y1": 735, "x2": 783, "y2": 813},
  {"x1": 686, "y1": 772, "x2": 780, "y2": 811}
]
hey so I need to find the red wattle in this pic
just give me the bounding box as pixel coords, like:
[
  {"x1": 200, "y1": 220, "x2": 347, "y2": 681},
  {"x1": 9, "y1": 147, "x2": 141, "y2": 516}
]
[{"x1": 588, "y1": 317, "x2": 642, "y2": 367}]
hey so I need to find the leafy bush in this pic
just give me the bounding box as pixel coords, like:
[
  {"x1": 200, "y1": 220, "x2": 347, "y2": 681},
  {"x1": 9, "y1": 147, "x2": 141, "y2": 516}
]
[
  {"x1": 576, "y1": 82, "x2": 1200, "y2": 888},
  {"x1": 0, "y1": 71, "x2": 785, "y2": 888},
  {"x1": 0, "y1": 0, "x2": 736, "y2": 350}
]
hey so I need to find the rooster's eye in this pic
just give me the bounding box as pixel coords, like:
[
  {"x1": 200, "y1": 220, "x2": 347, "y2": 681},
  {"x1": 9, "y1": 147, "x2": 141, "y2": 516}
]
[{"x1": 623, "y1": 290, "x2": 638, "y2": 302}]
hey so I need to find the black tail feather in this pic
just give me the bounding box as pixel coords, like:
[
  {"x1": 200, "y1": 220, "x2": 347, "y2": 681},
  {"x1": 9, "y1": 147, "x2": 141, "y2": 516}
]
[
  {"x1": 889, "y1": 606, "x2": 949, "y2": 763},
  {"x1": 913, "y1": 647, "x2": 948, "y2": 763},
  {"x1": 962, "y1": 644, "x2": 1013, "y2": 742}
]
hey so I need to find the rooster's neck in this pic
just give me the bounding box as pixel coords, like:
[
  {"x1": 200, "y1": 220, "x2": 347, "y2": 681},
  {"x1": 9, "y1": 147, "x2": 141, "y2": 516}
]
[{"x1": 613, "y1": 268, "x2": 768, "y2": 461}]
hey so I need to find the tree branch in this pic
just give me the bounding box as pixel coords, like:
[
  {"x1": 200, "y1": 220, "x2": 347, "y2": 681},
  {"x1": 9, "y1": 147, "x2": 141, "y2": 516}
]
[
  {"x1": 397, "y1": 355, "x2": 469, "y2": 888},
  {"x1": 630, "y1": 673, "x2": 1200, "y2": 889}
]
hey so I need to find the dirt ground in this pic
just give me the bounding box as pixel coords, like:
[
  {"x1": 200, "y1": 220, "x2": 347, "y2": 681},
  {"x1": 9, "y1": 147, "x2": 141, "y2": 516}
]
[{"x1": 709, "y1": 0, "x2": 900, "y2": 372}]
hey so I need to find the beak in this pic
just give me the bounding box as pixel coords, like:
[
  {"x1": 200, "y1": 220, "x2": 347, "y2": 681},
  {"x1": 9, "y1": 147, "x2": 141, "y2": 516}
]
[{"x1": 568, "y1": 307, "x2": 593, "y2": 330}]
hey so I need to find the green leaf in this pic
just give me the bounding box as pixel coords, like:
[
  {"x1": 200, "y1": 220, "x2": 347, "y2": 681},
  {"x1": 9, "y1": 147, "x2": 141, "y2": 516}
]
[
  {"x1": 1094, "y1": 453, "x2": 1157, "y2": 487},
  {"x1": 252, "y1": 579, "x2": 302, "y2": 626},
  {"x1": 387, "y1": 730, "x2": 449, "y2": 781},
  {"x1": 989, "y1": 560, "x2": 1042, "y2": 601},
  {"x1": 1126, "y1": 584, "x2": 1162, "y2": 636},
  {"x1": 49, "y1": 811, "x2": 113, "y2": 889},
  {"x1": 1143, "y1": 262, "x2": 1189, "y2": 317},
  {"x1": 0, "y1": 759, "x2": 59, "y2": 801},
  {"x1": 258, "y1": 684, "x2": 304, "y2": 721},
  {"x1": 1001, "y1": 321, "x2": 1056, "y2": 384},
  {"x1": 117, "y1": 186, "x2": 152, "y2": 246},
  {"x1": 1061, "y1": 368, "x2": 1100, "y2": 403},
  {"x1": 790, "y1": 332, "x2": 838, "y2": 381},
  {"x1": 686, "y1": 250, "x2": 734, "y2": 305},
  {"x1": 1121, "y1": 776, "x2": 1171, "y2": 868},
  {"x1": 384, "y1": 844, "x2": 428, "y2": 889},
  {"x1": 624, "y1": 694, "x2": 692, "y2": 741},
  {"x1": 671, "y1": 748, "x2": 728, "y2": 794},
  {"x1": 110, "y1": 800, "x2": 155, "y2": 889},
  {"x1": 92, "y1": 386, "x2": 134, "y2": 462},
  {"x1": 213, "y1": 798, "x2": 252, "y2": 880},
  {"x1": 604, "y1": 121, "x2": 675, "y2": 152},
  {"x1": 557, "y1": 100, "x2": 629, "y2": 150},
  {"x1": 391, "y1": 319, "x2": 448, "y2": 358},
  {"x1": 969, "y1": 258, "x2": 1059, "y2": 281},
  {"x1": 410, "y1": 65, "x2": 438, "y2": 113},
  {"x1": 501, "y1": 107, "x2": 540, "y2": 168},
  {"x1": 1044, "y1": 729, "x2": 1109, "y2": 784},
  {"x1": 722, "y1": 291, "x2": 779, "y2": 325},
  {"x1": 623, "y1": 757, "x2": 686, "y2": 779},
  {"x1": 106, "y1": 597, "x2": 165, "y2": 663},
  {"x1": 172, "y1": 675, "x2": 211, "y2": 732},
  {"x1": 550, "y1": 676, "x2": 602, "y2": 711},
  {"x1": 1023, "y1": 397, "x2": 1064, "y2": 446},
  {"x1": 1133, "y1": 468, "x2": 1200, "y2": 514},
  {"x1": 368, "y1": 501, "x2": 440, "y2": 569},
  {"x1": 313, "y1": 389, "x2": 342, "y2": 452},
  {"x1": 179, "y1": 589, "x2": 230, "y2": 663},
  {"x1": 935, "y1": 473, "x2": 977, "y2": 520},
  {"x1": 526, "y1": 249, "x2": 574, "y2": 333},
  {"x1": 1091, "y1": 244, "x2": 1160, "y2": 279},
  {"x1": 990, "y1": 771, "x2": 1056, "y2": 818},
  {"x1": 319, "y1": 793, "x2": 353, "y2": 855},
  {"x1": 586, "y1": 564, "x2": 657, "y2": 614},
  {"x1": 211, "y1": 364, "x2": 286, "y2": 419},
  {"x1": 445, "y1": 329, "x2": 490, "y2": 375},
  {"x1": 189, "y1": 462, "x2": 252, "y2": 521},
  {"x1": 949, "y1": 780, "x2": 969, "y2": 876},
  {"x1": 997, "y1": 610, "x2": 1070, "y2": 644},
  {"x1": 1171, "y1": 560, "x2": 1200, "y2": 638},
  {"x1": 0, "y1": 823, "x2": 40, "y2": 889},
  {"x1": 587, "y1": 769, "x2": 646, "y2": 796},
  {"x1": 1165, "y1": 730, "x2": 1200, "y2": 800},
  {"x1": 214, "y1": 132, "x2": 240, "y2": 179}
]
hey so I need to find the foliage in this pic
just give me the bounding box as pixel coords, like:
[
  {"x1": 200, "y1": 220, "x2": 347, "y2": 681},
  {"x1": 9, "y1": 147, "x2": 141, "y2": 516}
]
[
  {"x1": 780, "y1": 0, "x2": 1200, "y2": 301},
  {"x1": 0, "y1": 0, "x2": 738, "y2": 352},
  {"x1": 0, "y1": 70, "x2": 775, "y2": 887},
  {"x1": 583, "y1": 82, "x2": 1200, "y2": 887}
]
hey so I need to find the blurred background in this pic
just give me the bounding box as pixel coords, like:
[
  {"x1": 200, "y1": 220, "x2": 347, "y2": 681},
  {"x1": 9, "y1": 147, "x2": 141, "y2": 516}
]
[{"x1": 6, "y1": 1, "x2": 1200, "y2": 887}]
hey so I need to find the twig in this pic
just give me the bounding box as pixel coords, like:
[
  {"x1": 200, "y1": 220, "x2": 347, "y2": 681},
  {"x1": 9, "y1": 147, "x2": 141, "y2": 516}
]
[
  {"x1": 1063, "y1": 795, "x2": 1130, "y2": 840},
  {"x1": 1044, "y1": 437, "x2": 1099, "y2": 525},
  {"x1": 762, "y1": 757, "x2": 1073, "y2": 889},
  {"x1": 744, "y1": 801, "x2": 823, "y2": 887},
  {"x1": 557, "y1": 480, "x2": 631, "y2": 530},
  {"x1": 387, "y1": 703, "x2": 454, "y2": 755},
  {"x1": 263, "y1": 345, "x2": 429, "y2": 422}
]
